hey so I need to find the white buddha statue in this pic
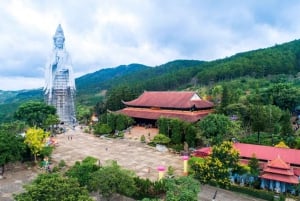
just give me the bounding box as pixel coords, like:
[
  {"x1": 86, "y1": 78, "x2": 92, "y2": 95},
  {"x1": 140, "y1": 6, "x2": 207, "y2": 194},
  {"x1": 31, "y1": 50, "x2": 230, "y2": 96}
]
[
  {"x1": 44, "y1": 24, "x2": 75, "y2": 99},
  {"x1": 44, "y1": 24, "x2": 76, "y2": 125}
]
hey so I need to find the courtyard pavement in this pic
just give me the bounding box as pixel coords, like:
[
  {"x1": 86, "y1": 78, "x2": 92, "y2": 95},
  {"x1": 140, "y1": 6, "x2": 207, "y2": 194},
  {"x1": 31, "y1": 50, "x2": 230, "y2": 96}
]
[
  {"x1": 0, "y1": 126, "x2": 267, "y2": 201},
  {"x1": 51, "y1": 126, "x2": 183, "y2": 180}
]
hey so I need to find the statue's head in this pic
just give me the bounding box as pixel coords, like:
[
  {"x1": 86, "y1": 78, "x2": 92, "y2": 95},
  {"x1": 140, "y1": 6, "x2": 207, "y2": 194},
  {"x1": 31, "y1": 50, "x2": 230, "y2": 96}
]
[{"x1": 53, "y1": 24, "x2": 65, "y2": 49}]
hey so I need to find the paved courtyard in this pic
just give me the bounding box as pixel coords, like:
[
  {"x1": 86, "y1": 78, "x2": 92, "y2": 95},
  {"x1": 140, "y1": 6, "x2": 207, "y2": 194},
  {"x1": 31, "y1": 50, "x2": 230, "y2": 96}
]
[
  {"x1": 51, "y1": 126, "x2": 183, "y2": 180},
  {"x1": 0, "y1": 126, "x2": 267, "y2": 200}
]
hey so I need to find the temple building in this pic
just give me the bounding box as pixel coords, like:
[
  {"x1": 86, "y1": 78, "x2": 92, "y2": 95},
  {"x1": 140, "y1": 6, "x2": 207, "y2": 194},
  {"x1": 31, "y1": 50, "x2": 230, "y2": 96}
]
[
  {"x1": 260, "y1": 156, "x2": 299, "y2": 193},
  {"x1": 118, "y1": 91, "x2": 214, "y2": 125},
  {"x1": 193, "y1": 143, "x2": 300, "y2": 193}
]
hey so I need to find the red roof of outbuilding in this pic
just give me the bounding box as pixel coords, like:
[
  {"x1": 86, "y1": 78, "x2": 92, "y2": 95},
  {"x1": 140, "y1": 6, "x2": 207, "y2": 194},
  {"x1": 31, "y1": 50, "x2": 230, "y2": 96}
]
[
  {"x1": 194, "y1": 143, "x2": 300, "y2": 166},
  {"x1": 233, "y1": 143, "x2": 300, "y2": 166},
  {"x1": 294, "y1": 168, "x2": 300, "y2": 176},
  {"x1": 260, "y1": 172, "x2": 299, "y2": 184},
  {"x1": 263, "y1": 166, "x2": 294, "y2": 176},
  {"x1": 260, "y1": 157, "x2": 299, "y2": 184},
  {"x1": 267, "y1": 156, "x2": 290, "y2": 170},
  {"x1": 118, "y1": 107, "x2": 213, "y2": 123},
  {"x1": 123, "y1": 91, "x2": 214, "y2": 109}
]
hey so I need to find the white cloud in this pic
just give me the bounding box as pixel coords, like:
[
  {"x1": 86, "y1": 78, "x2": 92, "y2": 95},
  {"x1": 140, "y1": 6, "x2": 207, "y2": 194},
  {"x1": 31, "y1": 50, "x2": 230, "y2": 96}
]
[
  {"x1": 1, "y1": 0, "x2": 300, "y2": 90},
  {"x1": 0, "y1": 76, "x2": 44, "y2": 91}
]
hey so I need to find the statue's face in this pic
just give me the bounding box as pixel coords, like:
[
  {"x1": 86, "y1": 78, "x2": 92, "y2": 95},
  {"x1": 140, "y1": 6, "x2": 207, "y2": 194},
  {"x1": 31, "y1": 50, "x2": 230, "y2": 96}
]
[{"x1": 55, "y1": 37, "x2": 64, "y2": 49}]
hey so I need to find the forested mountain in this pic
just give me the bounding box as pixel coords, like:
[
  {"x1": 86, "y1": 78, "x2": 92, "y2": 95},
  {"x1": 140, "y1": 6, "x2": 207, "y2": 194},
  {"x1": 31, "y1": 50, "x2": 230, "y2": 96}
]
[
  {"x1": 196, "y1": 39, "x2": 300, "y2": 84},
  {"x1": 1, "y1": 39, "x2": 300, "y2": 122},
  {"x1": 76, "y1": 63, "x2": 151, "y2": 94}
]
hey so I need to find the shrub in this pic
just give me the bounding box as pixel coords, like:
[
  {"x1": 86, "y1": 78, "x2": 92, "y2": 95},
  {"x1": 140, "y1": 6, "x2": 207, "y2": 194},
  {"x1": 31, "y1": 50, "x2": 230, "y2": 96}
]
[
  {"x1": 228, "y1": 185, "x2": 276, "y2": 201},
  {"x1": 39, "y1": 146, "x2": 54, "y2": 158},
  {"x1": 58, "y1": 160, "x2": 66, "y2": 168},
  {"x1": 93, "y1": 123, "x2": 112, "y2": 135},
  {"x1": 168, "y1": 144, "x2": 183, "y2": 152},
  {"x1": 141, "y1": 135, "x2": 146, "y2": 143},
  {"x1": 152, "y1": 134, "x2": 171, "y2": 145}
]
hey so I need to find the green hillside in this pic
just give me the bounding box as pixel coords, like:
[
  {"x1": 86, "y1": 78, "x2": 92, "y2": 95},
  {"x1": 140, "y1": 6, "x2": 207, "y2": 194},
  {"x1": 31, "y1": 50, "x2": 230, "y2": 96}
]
[
  {"x1": 1, "y1": 39, "x2": 300, "y2": 123},
  {"x1": 76, "y1": 63, "x2": 151, "y2": 94},
  {"x1": 196, "y1": 39, "x2": 300, "y2": 84}
]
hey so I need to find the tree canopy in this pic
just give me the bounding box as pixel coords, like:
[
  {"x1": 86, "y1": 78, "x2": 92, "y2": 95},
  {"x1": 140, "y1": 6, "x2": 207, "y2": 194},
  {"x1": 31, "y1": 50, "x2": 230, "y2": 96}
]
[
  {"x1": 89, "y1": 161, "x2": 137, "y2": 200},
  {"x1": 0, "y1": 122, "x2": 26, "y2": 176},
  {"x1": 14, "y1": 101, "x2": 56, "y2": 128},
  {"x1": 198, "y1": 114, "x2": 237, "y2": 145},
  {"x1": 14, "y1": 173, "x2": 93, "y2": 201},
  {"x1": 24, "y1": 127, "x2": 49, "y2": 162}
]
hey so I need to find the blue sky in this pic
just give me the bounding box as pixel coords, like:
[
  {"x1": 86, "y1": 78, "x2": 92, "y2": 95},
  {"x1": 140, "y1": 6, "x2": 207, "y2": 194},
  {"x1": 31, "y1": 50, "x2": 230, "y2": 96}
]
[{"x1": 1, "y1": 0, "x2": 300, "y2": 90}]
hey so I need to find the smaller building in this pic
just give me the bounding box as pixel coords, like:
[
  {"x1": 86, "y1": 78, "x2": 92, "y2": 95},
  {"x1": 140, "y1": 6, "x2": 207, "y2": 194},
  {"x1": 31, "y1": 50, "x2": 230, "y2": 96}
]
[
  {"x1": 260, "y1": 156, "x2": 299, "y2": 193},
  {"x1": 118, "y1": 91, "x2": 214, "y2": 124},
  {"x1": 193, "y1": 143, "x2": 300, "y2": 193}
]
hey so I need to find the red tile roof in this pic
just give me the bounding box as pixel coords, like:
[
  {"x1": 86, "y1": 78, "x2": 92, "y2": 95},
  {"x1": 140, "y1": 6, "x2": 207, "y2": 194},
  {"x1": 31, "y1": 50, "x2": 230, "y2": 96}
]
[
  {"x1": 263, "y1": 166, "x2": 294, "y2": 176},
  {"x1": 194, "y1": 143, "x2": 300, "y2": 166},
  {"x1": 293, "y1": 168, "x2": 300, "y2": 176},
  {"x1": 123, "y1": 91, "x2": 214, "y2": 109},
  {"x1": 195, "y1": 143, "x2": 300, "y2": 184},
  {"x1": 233, "y1": 143, "x2": 300, "y2": 166},
  {"x1": 260, "y1": 172, "x2": 299, "y2": 184},
  {"x1": 118, "y1": 107, "x2": 213, "y2": 123},
  {"x1": 267, "y1": 156, "x2": 290, "y2": 170}
]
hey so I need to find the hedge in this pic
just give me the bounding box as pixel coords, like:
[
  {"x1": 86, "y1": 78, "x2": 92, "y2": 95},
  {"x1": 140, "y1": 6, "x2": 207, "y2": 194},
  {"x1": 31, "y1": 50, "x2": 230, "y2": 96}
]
[{"x1": 228, "y1": 185, "x2": 284, "y2": 201}]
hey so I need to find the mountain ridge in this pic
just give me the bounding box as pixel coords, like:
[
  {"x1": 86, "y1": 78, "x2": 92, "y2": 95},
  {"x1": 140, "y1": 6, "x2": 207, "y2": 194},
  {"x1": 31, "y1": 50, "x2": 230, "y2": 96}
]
[{"x1": 1, "y1": 39, "x2": 300, "y2": 122}]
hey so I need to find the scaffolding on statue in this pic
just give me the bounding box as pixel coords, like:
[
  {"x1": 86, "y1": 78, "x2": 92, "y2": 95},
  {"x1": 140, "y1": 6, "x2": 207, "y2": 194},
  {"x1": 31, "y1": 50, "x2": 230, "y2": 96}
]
[
  {"x1": 44, "y1": 24, "x2": 76, "y2": 127},
  {"x1": 47, "y1": 70, "x2": 76, "y2": 126}
]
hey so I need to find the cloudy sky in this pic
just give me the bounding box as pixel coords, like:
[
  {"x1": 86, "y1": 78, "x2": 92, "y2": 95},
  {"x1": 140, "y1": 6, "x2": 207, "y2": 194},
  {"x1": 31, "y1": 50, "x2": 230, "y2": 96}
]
[{"x1": 1, "y1": 0, "x2": 300, "y2": 91}]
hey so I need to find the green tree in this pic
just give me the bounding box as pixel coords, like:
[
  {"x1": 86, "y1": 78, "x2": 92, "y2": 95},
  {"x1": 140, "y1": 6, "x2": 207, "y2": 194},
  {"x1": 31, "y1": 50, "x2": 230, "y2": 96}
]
[
  {"x1": 106, "y1": 113, "x2": 134, "y2": 133},
  {"x1": 267, "y1": 83, "x2": 300, "y2": 111},
  {"x1": 105, "y1": 85, "x2": 138, "y2": 111},
  {"x1": 211, "y1": 141, "x2": 240, "y2": 171},
  {"x1": 24, "y1": 127, "x2": 49, "y2": 162},
  {"x1": 185, "y1": 123, "x2": 197, "y2": 147},
  {"x1": 190, "y1": 141, "x2": 239, "y2": 187},
  {"x1": 249, "y1": 104, "x2": 268, "y2": 144},
  {"x1": 89, "y1": 161, "x2": 136, "y2": 200},
  {"x1": 14, "y1": 173, "x2": 93, "y2": 201},
  {"x1": 211, "y1": 85, "x2": 223, "y2": 104},
  {"x1": 170, "y1": 119, "x2": 182, "y2": 144},
  {"x1": 157, "y1": 117, "x2": 170, "y2": 136},
  {"x1": 93, "y1": 123, "x2": 112, "y2": 135},
  {"x1": 152, "y1": 134, "x2": 171, "y2": 145},
  {"x1": 198, "y1": 114, "x2": 235, "y2": 145},
  {"x1": 0, "y1": 123, "x2": 26, "y2": 177},
  {"x1": 280, "y1": 110, "x2": 295, "y2": 146},
  {"x1": 14, "y1": 101, "x2": 56, "y2": 128},
  {"x1": 165, "y1": 176, "x2": 200, "y2": 201},
  {"x1": 248, "y1": 154, "x2": 260, "y2": 177},
  {"x1": 76, "y1": 104, "x2": 92, "y2": 125},
  {"x1": 66, "y1": 156, "x2": 100, "y2": 189},
  {"x1": 44, "y1": 114, "x2": 60, "y2": 135},
  {"x1": 220, "y1": 85, "x2": 231, "y2": 112}
]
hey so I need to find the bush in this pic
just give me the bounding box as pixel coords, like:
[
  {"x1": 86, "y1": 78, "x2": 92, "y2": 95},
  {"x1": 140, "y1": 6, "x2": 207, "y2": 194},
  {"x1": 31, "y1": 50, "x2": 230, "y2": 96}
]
[
  {"x1": 39, "y1": 146, "x2": 54, "y2": 158},
  {"x1": 93, "y1": 123, "x2": 112, "y2": 135},
  {"x1": 58, "y1": 160, "x2": 66, "y2": 168},
  {"x1": 141, "y1": 135, "x2": 146, "y2": 143},
  {"x1": 228, "y1": 185, "x2": 276, "y2": 201},
  {"x1": 152, "y1": 134, "x2": 171, "y2": 145},
  {"x1": 168, "y1": 144, "x2": 183, "y2": 152}
]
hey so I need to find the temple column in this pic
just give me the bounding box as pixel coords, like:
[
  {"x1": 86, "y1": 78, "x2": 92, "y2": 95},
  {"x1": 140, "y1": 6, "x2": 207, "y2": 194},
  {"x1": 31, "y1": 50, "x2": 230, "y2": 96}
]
[
  {"x1": 260, "y1": 178, "x2": 265, "y2": 189},
  {"x1": 282, "y1": 182, "x2": 286, "y2": 193},
  {"x1": 275, "y1": 181, "x2": 280, "y2": 193},
  {"x1": 270, "y1": 180, "x2": 274, "y2": 190}
]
